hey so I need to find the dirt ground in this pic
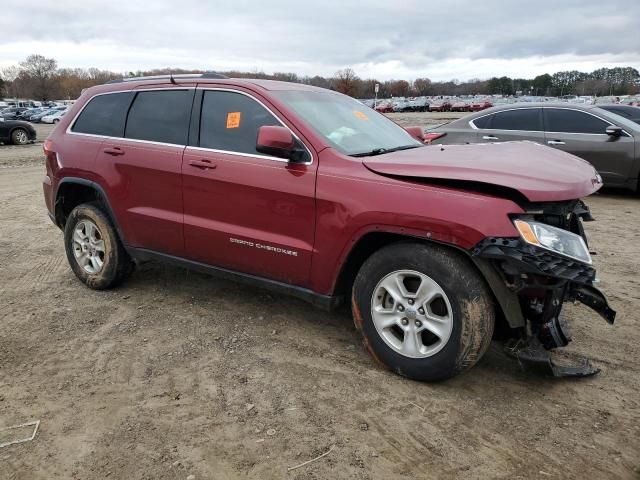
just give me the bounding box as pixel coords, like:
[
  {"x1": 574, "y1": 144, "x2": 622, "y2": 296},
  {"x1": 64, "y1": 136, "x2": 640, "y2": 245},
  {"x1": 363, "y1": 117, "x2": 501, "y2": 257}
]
[{"x1": 1, "y1": 114, "x2": 639, "y2": 479}]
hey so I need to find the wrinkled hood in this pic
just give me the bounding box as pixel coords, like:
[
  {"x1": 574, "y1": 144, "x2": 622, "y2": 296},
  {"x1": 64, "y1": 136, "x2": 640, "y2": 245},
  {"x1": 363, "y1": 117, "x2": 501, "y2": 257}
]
[{"x1": 363, "y1": 141, "x2": 602, "y2": 202}]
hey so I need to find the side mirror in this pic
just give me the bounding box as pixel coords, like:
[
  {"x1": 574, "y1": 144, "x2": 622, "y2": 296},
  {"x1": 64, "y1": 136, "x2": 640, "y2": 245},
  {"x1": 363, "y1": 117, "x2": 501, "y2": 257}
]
[
  {"x1": 606, "y1": 125, "x2": 623, "y2": 137},
  {"x1": 256, "y1": 125, "x2": 296, "y2": 160},
  {"x1": 405, "y1": 126, "x2": 425, "y2": 142}
]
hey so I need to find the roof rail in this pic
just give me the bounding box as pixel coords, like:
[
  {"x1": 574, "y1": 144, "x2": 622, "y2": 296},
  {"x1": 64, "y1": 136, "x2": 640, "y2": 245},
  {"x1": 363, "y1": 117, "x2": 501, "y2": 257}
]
[{"x1": 106, "y1": 72, "x2": 228, "y2": 84}]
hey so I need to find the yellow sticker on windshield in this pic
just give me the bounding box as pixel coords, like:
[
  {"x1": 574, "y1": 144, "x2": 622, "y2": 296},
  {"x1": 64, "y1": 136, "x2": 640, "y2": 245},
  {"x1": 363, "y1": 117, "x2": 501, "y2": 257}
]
[
  {"x1": 353, "y1": 110, "x2": 369, "y2": 120},
  {"x1": 226, "y1": 112, "x2": 241, "y2": 128}
]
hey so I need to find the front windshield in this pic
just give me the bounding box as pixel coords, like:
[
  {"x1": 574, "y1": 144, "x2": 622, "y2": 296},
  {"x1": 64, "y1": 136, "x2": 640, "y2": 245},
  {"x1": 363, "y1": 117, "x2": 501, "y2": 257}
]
[{"x1": 274, "y1": 90, "x2": 422, "y2": 156}]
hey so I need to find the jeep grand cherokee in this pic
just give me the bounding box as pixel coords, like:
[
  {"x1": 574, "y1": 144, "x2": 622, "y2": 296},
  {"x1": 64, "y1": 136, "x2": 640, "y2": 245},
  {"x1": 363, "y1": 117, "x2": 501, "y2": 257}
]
[{"x1": 42, "y1": 73, "x2": 615, "y2": 381}]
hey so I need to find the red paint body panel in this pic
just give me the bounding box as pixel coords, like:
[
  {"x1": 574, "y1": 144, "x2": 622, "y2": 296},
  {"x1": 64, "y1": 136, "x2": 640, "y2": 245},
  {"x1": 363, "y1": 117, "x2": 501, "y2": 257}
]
[
  {"x1": 43, "y1": 77, "x2": 601, "y2": 298},
  {"x1": 363, "y1": 141, "x2": 602, "y2": 202},
  {"x1": 309, "y1": 149, "x2": 523, "y2": 293},
  {"x1": 93, "y1": 139, "x2": 185, "y2": 256},
  {"x1": 182, "y1": 147, "x2": 317, "y2": 286}
]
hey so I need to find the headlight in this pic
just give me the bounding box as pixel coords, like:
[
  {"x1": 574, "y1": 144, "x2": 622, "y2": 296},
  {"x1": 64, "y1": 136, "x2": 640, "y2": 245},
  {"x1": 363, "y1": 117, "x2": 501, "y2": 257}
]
[{"x1": 513, "y1": 219, "x2": 592, "y2": 265}]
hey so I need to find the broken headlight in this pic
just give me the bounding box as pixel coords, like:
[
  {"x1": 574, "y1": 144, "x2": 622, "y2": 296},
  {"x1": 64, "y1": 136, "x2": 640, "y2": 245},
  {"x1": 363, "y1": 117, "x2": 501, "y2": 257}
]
[{"x1": 513, "y1": 219, "x2": 592, "y2": 265}]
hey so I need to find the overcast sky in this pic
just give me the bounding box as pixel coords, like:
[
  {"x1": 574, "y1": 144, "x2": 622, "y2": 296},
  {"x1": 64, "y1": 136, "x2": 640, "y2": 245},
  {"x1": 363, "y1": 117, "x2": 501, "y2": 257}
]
[{"x1": 2, "y1": 0, "x2": 639, "y2": 81}]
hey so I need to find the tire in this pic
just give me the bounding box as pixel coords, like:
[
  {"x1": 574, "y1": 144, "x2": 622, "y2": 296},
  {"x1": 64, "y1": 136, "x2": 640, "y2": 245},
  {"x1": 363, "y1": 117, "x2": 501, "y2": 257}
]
[
  {"x1": 11, "y1": 128, "x2": 29, "y2": 145},
  {"x1": 352, "y1": 242, "x2": 495, "y2": 381},
  {"x1": 53, "y1": 118, "x2": 60, "y2": 124},
  {"x1": 64, "y1": 203, "x2": 134, "y2": 289}
]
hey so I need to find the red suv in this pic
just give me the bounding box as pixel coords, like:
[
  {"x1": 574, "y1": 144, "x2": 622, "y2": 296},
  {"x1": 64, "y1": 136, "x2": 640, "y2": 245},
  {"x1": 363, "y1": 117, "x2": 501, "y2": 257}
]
[{"x1": 43, "y1": 74, "x2": 615, "y2": 381}]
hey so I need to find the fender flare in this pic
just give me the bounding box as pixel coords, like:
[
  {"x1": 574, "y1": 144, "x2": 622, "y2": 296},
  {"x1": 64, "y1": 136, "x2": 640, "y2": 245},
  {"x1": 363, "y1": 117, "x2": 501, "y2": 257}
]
[{"x1": 54, "y1": 177, "x2": 127, "y2": 244}]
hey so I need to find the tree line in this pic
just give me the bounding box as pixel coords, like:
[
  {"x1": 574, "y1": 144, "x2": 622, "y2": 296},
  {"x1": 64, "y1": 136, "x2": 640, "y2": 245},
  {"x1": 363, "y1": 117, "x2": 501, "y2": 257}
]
[{"x1": 1, "y1": 54, "x2": 638, "y2": 101}]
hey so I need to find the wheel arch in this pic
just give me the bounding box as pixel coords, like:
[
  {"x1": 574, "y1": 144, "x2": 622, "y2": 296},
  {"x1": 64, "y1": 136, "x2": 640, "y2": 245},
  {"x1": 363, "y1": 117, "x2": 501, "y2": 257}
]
[
  {"x1": 54, "y1": 178, "x2": 126, "y2": 243},
  {"x1": 331, "y1": 230, "x2": 519, "y2": 333}
]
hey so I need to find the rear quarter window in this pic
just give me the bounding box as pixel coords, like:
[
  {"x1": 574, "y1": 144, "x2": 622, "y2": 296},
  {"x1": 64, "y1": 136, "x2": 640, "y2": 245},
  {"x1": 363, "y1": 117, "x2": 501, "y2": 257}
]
[
  {"x1": 125, "y1": 90, "x2": 192, "y2": 145},
  {"x1": 471, "y1": 115, "x2": 492, "y2": 129},
  {"x1": 71, "y1": 92, "x2": 134, "y2": 137}
]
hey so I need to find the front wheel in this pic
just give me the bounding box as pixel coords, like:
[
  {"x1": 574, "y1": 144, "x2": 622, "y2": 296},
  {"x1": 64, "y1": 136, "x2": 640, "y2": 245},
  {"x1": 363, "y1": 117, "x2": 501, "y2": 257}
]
[{"x1": 352, "y1": 242, "x2": 495, "y2": 381}]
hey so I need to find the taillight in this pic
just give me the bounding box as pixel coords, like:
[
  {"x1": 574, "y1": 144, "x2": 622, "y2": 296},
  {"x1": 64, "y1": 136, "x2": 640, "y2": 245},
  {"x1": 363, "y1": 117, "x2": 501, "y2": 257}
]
[
  {"x1": 43, "y1": 138, "x2": 57, "y2": 175},
  {"x1": 424, "y1": 132, "x2": 446, "y2": 143}
]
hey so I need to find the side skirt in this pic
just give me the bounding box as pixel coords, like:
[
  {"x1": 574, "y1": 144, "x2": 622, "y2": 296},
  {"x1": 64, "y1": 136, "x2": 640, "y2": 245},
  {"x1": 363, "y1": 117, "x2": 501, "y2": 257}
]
[{"x1": 127, "y1": 247, "x2": 341, "y2": 312}]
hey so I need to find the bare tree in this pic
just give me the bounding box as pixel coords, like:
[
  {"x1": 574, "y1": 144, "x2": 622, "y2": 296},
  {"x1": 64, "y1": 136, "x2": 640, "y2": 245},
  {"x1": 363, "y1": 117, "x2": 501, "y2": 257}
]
[
  {"x1": 1, "y1": 65, "x2": 22, "y2": 99},
  {"x1": 334, "y1": 68, "x2": 360, "y2": 97},
  {"x1": 20, "y1": 54, "x2": 58, "y2": 100}
]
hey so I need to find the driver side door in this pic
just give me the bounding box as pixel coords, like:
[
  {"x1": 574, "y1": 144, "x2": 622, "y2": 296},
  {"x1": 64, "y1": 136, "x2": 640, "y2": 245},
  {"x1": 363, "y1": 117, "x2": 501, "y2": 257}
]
[{"x1": 182, "y1": 88, "x2": 318, "y2": 287}]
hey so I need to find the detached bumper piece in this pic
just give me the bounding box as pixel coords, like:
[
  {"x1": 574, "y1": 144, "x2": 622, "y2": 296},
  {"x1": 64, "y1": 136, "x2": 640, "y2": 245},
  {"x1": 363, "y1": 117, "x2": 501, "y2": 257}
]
[
  {"x1": 473, "y1": 237, "x2": 616, "y2": 378},
  {"x1": 504, "y1": 337, "x2": 600, "y2": 378}
]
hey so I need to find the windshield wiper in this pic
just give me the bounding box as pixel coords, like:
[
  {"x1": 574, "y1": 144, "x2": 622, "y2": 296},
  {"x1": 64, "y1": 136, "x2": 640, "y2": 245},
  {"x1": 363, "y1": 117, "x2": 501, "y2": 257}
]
[{"x1": 349, "y1": 144, "x2": 423, "y2": 157}]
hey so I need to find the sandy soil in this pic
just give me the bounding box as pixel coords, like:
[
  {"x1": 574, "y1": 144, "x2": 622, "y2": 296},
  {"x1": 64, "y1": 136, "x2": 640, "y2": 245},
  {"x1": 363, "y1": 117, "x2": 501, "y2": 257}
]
[{"x1": 1, "y1": 113, "x2": 639, "y2": 479}]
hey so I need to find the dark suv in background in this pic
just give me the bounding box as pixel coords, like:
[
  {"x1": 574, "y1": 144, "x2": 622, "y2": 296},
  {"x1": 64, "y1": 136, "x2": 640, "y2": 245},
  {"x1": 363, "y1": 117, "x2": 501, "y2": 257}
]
[
  {"x1": 428, "y1": 103, "x2": 640, "y2": 191},
  {"x1": 43, "y1": 74, "x2": 615, "y2": 381}
]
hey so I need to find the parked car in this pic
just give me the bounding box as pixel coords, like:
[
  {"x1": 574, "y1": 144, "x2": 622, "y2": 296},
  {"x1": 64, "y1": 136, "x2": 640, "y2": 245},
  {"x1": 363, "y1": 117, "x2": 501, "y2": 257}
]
[
  {"x1": 41, "y1": 109, "x2": 67, "y2": 124},
  {"x1": 0, "y1": 118, "x2": 37, "y2": 145},
  {"x1": 598, "y1": 104, "x2": 640, "y2": 125},
  {"x1": 428, "y1": 100, "x2": 452, "y2": 112},
  {"x1": 450, "y1": 101, "x2": 470, "y2": 112},
  {"x1": 407, "y1": 97, "x2": 429, "y2": 112},
  {"x1": 17, "y1": 107, "x2": 46, "y2": 120},
  {"x1": 469, "y1": 100, "x2": 493, "y2": 111},
  {"x1": 43, "y1": 74, "x2": 614, "y2": 381},
  {"x1": 30, "y1": 107, "x2": 63, "y2": 123},
  {"x1": 0, "y1": 107, "x2": 29, "y2": 120},
  {"x1": 426, "y1": 103, "x2": 640, "y2": 191},
  {"x1": 374, "y1": 102, "x2": 394, "y2": 113}
]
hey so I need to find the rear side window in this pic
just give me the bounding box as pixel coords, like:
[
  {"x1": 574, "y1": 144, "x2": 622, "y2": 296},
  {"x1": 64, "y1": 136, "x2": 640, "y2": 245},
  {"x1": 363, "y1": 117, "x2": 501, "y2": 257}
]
[
  {"x1": 125, "y1": 90, "x2": 192, "y2": 145},
  {"x1": 472, "y1": 115, "x2": 492, "y2": 129},
  {"x1": 72, "y1": 92, "x2": 133, "y2": 137},
  {"x1": 199, "y1": 90, "x2": 280, "y2": 155},
  {"x1": 544, "y1": 109, "x2": 609, "y2": 134},
  {"x1": 491, "y1": 108, "x2": 542, "y2": 131}
]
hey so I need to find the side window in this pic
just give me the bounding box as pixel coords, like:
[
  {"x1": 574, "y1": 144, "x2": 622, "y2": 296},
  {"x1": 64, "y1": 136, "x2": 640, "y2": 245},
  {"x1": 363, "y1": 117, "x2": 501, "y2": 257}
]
[
  {"x1": 472, "y1": 115, "x2": 492, "y2": 129},
  {"x1": 72, "y1": 92, "x2": 133, "y2": 137},
  {"x1": 491, "y1": 108, "x2": 542, "y2": 131},
  {"x1": 125, "y1": 90, "x2": 191, "y2": 145},
  {"x1": 199, "y1": 90, "x2": 281, "y2": 155},
  {"x1": 544, "y1": 109, "x2": 609, "y2": 134}
]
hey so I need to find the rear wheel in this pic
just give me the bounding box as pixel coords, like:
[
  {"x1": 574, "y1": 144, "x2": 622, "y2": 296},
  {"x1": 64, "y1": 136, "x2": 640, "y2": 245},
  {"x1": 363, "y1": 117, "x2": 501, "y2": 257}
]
[
  {"x1": 11, "y1": 128, "x2": 28, "y2": 145},
  {"x1": 64, "y1": 203, "x2": 134, "y2": 289},
  {"x1": 352, "y1": 242, "x2": 495, "y2": 381}
]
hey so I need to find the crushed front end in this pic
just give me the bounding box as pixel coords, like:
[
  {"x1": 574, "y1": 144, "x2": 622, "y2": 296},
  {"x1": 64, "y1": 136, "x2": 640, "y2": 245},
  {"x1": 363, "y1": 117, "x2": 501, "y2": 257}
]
[{"x1": 472, "y1": 199, "x2": 616, "y2": 377}]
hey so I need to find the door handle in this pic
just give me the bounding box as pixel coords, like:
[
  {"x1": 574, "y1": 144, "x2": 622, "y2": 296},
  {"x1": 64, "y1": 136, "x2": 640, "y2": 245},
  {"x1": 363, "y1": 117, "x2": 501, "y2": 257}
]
[
  {"x1": 482, "y1": 135, "x2": 499, "y2": 140},
  {"x1": 103, "y1": 146, "x2": 125, "y2": 156},
  {"x1": 547, "y1": 140, "x2": 566, "y2": 146},
  {"x1": 188, "y1": 159, "x2": 217, "y2": 170}
]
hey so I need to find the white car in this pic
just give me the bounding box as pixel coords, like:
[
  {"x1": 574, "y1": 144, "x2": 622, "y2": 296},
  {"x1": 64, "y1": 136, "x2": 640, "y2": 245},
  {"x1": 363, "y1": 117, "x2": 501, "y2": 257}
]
[{"x1": 41, "y1": 109, "x2": 67, "y2": 124}]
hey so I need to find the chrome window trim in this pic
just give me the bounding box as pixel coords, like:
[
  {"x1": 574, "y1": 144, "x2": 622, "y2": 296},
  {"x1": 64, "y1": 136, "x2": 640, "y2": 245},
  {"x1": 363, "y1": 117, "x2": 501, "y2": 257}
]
[
  {"x1": 469, "y1": 105, "x2": 630, "y2": 136},
  {"x1": 197, "y1": 87, "x2": 314, "y2": 165},
  {"x1": 66, "y1": 86, "x2": 314, "y2": 165}
]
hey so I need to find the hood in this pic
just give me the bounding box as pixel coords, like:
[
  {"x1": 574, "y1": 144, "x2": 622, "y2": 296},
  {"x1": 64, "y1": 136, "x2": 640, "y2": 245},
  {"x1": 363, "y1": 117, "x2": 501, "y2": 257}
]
[{"x1": 363, "y1": 141, "x2": 602, "y2": 202}]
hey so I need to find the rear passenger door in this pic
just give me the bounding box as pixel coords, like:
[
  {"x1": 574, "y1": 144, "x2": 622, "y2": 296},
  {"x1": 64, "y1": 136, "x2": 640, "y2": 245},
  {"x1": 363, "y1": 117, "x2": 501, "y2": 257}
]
[
  {"x1": 182, "y1": 88, "x2": 317, "y2": 287},
  {"x1": 543, "y1": 108, "x2": 635, "y2": 186},
  {"x1": 93, "y1": 88, "x2": 194, "y2": 257},
  {"x1": 473, "y1": 108, "x2": 544, "y2": 144}
]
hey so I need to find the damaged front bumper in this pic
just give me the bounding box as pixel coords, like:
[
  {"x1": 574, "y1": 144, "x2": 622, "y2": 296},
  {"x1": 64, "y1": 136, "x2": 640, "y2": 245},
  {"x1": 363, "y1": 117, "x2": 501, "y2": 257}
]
[{"x1": 471, "y1": 232, "x2": 616, "y2": 377}]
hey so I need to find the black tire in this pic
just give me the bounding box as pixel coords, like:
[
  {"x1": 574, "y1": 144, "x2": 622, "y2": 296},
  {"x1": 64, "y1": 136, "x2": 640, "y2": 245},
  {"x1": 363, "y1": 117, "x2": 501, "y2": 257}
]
[
  {"x1": 11, "y1": 128, "x2": 29, "y2": 145},
  {"x1": 352, "y1": 242, "x2": 495, "y2": 381},
  {"x1": 64, "y1": 203, "x2": 134, "y2": 289}
]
